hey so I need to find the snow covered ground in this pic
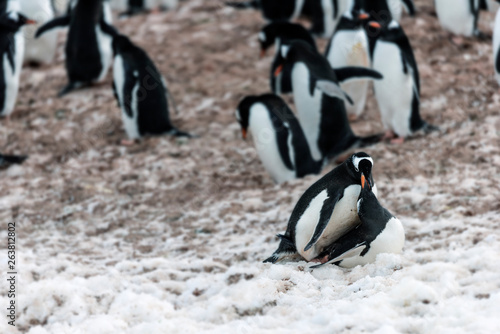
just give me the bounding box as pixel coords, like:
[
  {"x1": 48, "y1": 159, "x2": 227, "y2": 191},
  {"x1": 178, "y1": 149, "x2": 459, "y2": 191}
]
[{"x1": 1, "y1": 0, "x2": 500, "y2": 333}]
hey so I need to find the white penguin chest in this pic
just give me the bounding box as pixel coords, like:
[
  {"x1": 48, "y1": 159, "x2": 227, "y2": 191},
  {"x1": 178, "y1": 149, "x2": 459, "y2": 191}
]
[
  {"x1": 291, "y1": 62, "x2": 323, "y2": 161},
  {"x1": 339, "y1": 217, "x2": 405, "y2": 268},
  {"x1": 249, "y1": 104, "x2": 295, "y2": 184},
  {"x1": 295, "y1": 185, "x2": 361, "y2": 261},
  {"x1": 435, "y1": 0, "x2": 476, "y2": 36}
]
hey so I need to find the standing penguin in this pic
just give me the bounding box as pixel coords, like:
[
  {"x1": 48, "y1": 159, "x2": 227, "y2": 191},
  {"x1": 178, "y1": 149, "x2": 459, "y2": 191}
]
[
  {"x1": 277, "y1": 40, "x2": 383, "y2": 160},
  {"x1": 434, "y1": 0, "x2": 483, "y2": 37},
  {"x1": 235, "y1": 94, "x2": 323, "y2": 184},
  {"x1": 35, "y1": 0, "x2": 116, "y2": 96},
  {"x1": 493, "y1": 1, "x2": 500, "y2": 85},
  {"x1": 325, "y1": 10, "x2": 371, "y2": 120},
  {"x1": 116, "y1": 0, "x2": 178, "y2": 17},
  {"x1": 258, "y1": 22, "x2": 316, "y2": 95},
  {"x1": 264, "y1": 152, "x2": 377, "y2": 263},
  {"x1": 112, "y1": 34, "x2": 190, "y2": 143},
  {"x1": 19, "y1": 0, "x2": 58, "y2": 65},
  {"x1": 0, "y1": 7, "x2": 36, "y2": 118},
  {"x1": 306, "y1": 0, "x2": 353, "y2": 38},
  {"x1": 226, "y1": 0, "x2": 305, "y2": 22},
  {"x1": 310, "y1": 173, "x2": 405, "y2": 268},
  {"x1": 353, "y1": 0, "x2": 415, "y2": 23},
  {"x1": 370, "y1": 21, "x2": 436, "y2": 143}
]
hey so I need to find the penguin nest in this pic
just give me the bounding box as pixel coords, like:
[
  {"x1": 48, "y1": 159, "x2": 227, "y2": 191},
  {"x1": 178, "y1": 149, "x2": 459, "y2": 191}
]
[{"x1": 1, "y1": 0, "x2": 499, "y2": 332}]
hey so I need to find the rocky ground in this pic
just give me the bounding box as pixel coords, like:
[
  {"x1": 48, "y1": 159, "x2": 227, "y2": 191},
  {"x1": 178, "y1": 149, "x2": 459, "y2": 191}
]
[{"x1": 0, "y1": 0, "x2": 499, "y2": 333}]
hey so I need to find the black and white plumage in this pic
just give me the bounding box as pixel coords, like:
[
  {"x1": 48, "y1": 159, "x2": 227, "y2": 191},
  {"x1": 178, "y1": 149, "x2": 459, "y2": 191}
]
[
  {"x1": 369, "y1": 20, "x2": 436, "y2": 141},
  {"x1": 434, "y1": 0, "x2": 483, "y2": 37},
  {"x1": 0, "y1": 5, "x2": 36, "y2": 117},
  {"x1": 235, "y1": 94, "x2": 323, "y2": 184},
  {"x1": 353, "y1": 0, "x2": 415, "y2": 23},
  {"x1": 112, "y1": 34, "x2": 190, "y2": 140},
  {"x1": 226, "y1": 0, "x2": 305, "y2": 22},
  {"x1": 0, "y1": 153, "x2": 27, "y2": 167},
  {"x1": 35, "y1": 0, "x2": 116, "y2": 96},
  {"x1": 325, "y1": 9, "x2": 371, "y2": 119},
  {"x1": 493, "y1": 0, "x2": 500, "y2": 85},
  {"x1": 311, "y1": 173, "x2": 405, "y2": 268},
  {"x1": 277, "y1": 40, "x2": 383, "y2": 160},
  {"x1": 305, "y1": 0, "x2": 353, "y2": 38},
  {"x1": 112, "y1": 0, "x2": 178, "y2": 17},
  {"x1": 264, "y1": 152, "x2": 378, "y2": 263},
  {"x1": 258, "y1": 22, "x2": 316, "y2": 95}
]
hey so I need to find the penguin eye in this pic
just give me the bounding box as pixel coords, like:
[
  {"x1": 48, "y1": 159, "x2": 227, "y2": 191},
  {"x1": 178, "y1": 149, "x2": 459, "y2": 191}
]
[{"x1": 352, "y1": 156, "x2": 373, "y2": 172}]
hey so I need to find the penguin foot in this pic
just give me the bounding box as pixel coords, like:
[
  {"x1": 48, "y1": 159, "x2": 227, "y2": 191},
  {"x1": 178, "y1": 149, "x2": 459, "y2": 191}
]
[
  {"x1": 58, "y1": 82, "x2": 82, "y2": 97},
  {"x1": 120, "y1": 139, "x2": 137, "y2": 146},
  {"x1": 390, "y1": 137, "x2": 405, "y2": 144},
  {"x1": 382, "y1": 130, "x2": 397, "y2": 140},
  {"x1": 310, "y1": 255, "x2": 329, "y2": 264}
]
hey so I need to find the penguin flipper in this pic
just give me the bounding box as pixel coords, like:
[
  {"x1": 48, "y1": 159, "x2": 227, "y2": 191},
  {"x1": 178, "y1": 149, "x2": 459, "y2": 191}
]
[
  {"x1": 400, "y1": 0, "x2": 416, "y2": 16},
  {"x1": 310, "y1": 243, "x2": 366, "y2": 268},
  {"x1": 263, "y1": 234, "x2": 298, "y2": 264},
  {"x1": 99, "y1": 19, "x2": 119, "y2": 38},
  {"x1": 0, "y1": 154, "x2": 27, "y2": 167},
  {"x1": 35, "y1": 15, "x2": 70, "y2": 38},
  {"x1": 333, "y1": 67, "x2": 383, "y2": 83},
  {"x1": 316, "y1": 80, "x2": 354, "y2": 105},
  {"x1": 303, "y1": 193, "x2": 341, "y2": 252}
]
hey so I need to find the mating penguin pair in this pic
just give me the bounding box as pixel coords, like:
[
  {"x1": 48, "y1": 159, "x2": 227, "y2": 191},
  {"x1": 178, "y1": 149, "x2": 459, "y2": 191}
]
[
  {"x1": 264, "y1": 152, "x2": 405, "y2": 268},
  {"x1": 0, "y1": 1, "x2": 36, "y2": 118},
  {"x1": 235, "y1": 94, "x2": 323, "y2": 184},
  {"x1": 36, "y1": 0, "x2": 116, "y2": 96}
]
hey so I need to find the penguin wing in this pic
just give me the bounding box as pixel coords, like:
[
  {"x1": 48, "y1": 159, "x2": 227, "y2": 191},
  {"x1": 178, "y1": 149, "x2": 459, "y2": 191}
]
[
  {"x1": 400, "y1": 51, "x2": 420, "y2": 97},
  {"x1": 35, "y1": 15, "x2": 71, "y2": 38},
  {"x1": 99, "y1": 19, "x2": 119, "y2": 38},
  {"x1": 315, "y1": 80, "x2": 354, "y2": 105},
  {"x1": 269, "y1": 111, "x2": 294, "y2": 171},
  {"x1": 303, "y1": 192, "x2": 342, "y2": 252},
  {"x1": 333, "y1": 67, "x2": 383, "y2": 83},
  {"x1": 400, "y1": 0, "x2": 416, "y2": 16},
  {"x1": 112, "y1": 81, "x2": 120, "y2": 107},
  {"x1": 121, "y1": 68, "x2": 140, "y2": 118}
]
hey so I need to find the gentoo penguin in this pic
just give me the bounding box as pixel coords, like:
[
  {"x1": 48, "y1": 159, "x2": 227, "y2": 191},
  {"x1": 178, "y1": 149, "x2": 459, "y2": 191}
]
[
  {"x1": 112, "y1": 34, "x2": 191, "y2": 143},
  {"x1": 235, "y1": 94, "x2": 323, "y2": 184},
  {"x1": 434, "y1": 0, "x2": 483, "y2": 37},
  {"x1": 310, "y1": 174, "x2": 405, "y2": 268},
  {"x1": 277, "y1": 40, "x2": 383, "y2": 160},
  {"x1": 369, "y1": 21, "x2": 436, "y2": 143},
  {"x1": 226, "y1": 0, "x2": 306, "y2": 22},
  {"x1": 325, "y1": 10, "x2": 371, "y2": 120},
  {"x1": 19, "y1": 0, "x2": 58, "y2": 65},
  {"x1": 0, "y1": 153, "x2": 27, "y2": 167},
  {"x1": 493, "y1": 1, "x2": 500, "y2": 85},
  {"x1": 353, "y1": 0, "x2": 415, "y2": 23},
  {"x1": 0, "y1": 7, "x2": 36, "y2": 118},
  {"x1": 263, "y1": 152, "x2": 377, "y2": 263},
  {"x1": 35, "y1": 0, "x2": 116, "y2": 96},
  {"x1": 258, "y1": 22, "x2": 316, "y2": 95},
  {"x1": 306, "y1": 0, "x2": 353, "y2": 38}
]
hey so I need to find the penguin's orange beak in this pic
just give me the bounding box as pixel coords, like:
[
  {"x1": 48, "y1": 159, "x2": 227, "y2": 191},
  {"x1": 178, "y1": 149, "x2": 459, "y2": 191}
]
[
  {"x1": 241, "y1": 128, "x2": 247, "y2": 140},
  {"x1": 274, "y1": 64, "x2": 283, "y2": 77},
  {"x1": 260, "y1": 49, "x2": 266, "y2": 59},
  {"x1": 369, "y1": 21, "x2": 381, "y2": 29},
  {"x1": 361, "y1": 174, "x2": 366, "y2": 189},
  {"x1": 359, "y1": 13, "x2": 369, "y2": 20}
]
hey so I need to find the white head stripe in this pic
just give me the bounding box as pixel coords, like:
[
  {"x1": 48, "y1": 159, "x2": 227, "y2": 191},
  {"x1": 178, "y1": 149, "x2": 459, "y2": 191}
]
[
  {"x1": 258, "y1": 32, "x2": 266, "y2": 42},
  {"x1": 352, "y1": 156, "x2": 373, "y2": 172}
]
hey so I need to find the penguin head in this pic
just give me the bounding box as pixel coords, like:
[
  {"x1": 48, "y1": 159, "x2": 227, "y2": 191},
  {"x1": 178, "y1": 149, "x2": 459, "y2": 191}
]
[
  {"x1": 259, "y1": 22, "x2": 314, "y2": 59},
  {"x1": 367, "y1": 20, "x2": 401, "y2": 41},
  {"x1": 347, "y1": 152, "x2": 374, "y2": 187},
  {"x1": 0, "y1": 12, "x2": 36, "y2": 31},
  {"x1": 356, "y1": 173, "x2": 377, "y2": 219},
  {"x1": 235, "y1": 95, "x2": 260, "y2": 140}
]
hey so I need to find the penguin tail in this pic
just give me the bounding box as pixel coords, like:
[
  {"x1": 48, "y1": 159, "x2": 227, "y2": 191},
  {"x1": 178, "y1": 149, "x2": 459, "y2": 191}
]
[
  {"x1": 0, "y1": 154, "x2": 27, "y2": 167},
  {"x1": 225, "y1": 1, "x2": 260, "y2": 9},
  {"x1": 357, "y1": 133, "x2": 384, "y2": 148},
  {"x1": 263, "y1": 234, "x2": 298, "y2": 264}
]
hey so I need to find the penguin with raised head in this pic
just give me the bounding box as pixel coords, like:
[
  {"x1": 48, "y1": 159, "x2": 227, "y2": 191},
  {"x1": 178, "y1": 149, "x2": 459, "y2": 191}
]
[
  {"x1": 19, "y1": 0, "x2": 58, "y2": 65},
  {"x1": 325, "y1": 9, "x2": 371, "y2": 120},
  {"x1": 112, "y1": 34, "x2": 191, "y2": 144},
  {"x1": 369, "y1": 20, "x2": 436, "y2": 143},
  {"x1": 276, "y1": 40, "x2": 383, "y2": 160},
  {"x1": 0, "y1": 6, "x2": 36, "y2": 118},
  {"x1": 264, "y1": 152, "x2": 377, "y2": 263},
  {"x1": 35, "y1": 0, "x2": 116, "y2": 96},
  {"x1": 226, "y1": 0, "x2": 305, "y2": 22},
  {"x1": 434, "y1": 0, "x2": 483, "y2": 37},
  {"x1": 353, "y1": 0, "x2": 415, "y2": 23},
  {"x1": 493, "y1": 0, "x2": 500, "y2": 85},
  {"x1": 0, "y1": 153, "x2": 27, "y2": 167},
  {"x1": 258, "y1": 22, "x2": 316, "y2": 95},
  {"x1": 235, "y1": 94, "x2": 323, "y2": 184},
  {"x1": 310, "y1": 173, "x2": 404, "y2": 268}
]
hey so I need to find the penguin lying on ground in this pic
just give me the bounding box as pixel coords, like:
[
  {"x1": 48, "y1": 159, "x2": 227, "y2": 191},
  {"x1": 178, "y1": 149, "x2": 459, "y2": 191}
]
[
  {"x1": 235, "y1": 94, "x2": 323, "y2": 184},
  {"x1": 0, "y1": 8, "x2": 36, "y2": 119},
  {"x1": 434, "y1": 0, "x2": 485, "y2": 37},
  {"x1": 325, "y1": 9, "x2": 371, "y2": 120},
  {"x1": 369, "y1": 20, "x2": 437, "y2": 143},
  {"x1": 0, "y1": 153, "x2": 27, "y2": 168},
  {"x1": 35, "y1": 0, "x2": 116, "y2": 96},
  {"x1": 264, "y1": 152, "x2": 377, "y2": 263},
  {"x1": 310, "y1": 173, "x2": 405, "y2": 268},
  {"x1": 258, "y1": 22, "x2": 316, "y2": 95},
  {"x1": 276, "y1": 40, "x2": 383, "y2": 160},
  {"x1": 226, "y1": 0, "x2": 305, "y2": 22},
  {"x1": 112, "y1": 34, "x2": 191, "y2": 144}
]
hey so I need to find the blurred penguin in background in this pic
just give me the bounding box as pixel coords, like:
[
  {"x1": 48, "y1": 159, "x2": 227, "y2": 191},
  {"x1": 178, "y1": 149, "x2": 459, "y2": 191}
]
[{"x1": 111, "y1": 0, "x2": 178, "y2": 16}]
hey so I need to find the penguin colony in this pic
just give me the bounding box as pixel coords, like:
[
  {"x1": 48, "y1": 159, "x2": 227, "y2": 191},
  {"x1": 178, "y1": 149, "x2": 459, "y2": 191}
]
[{"x1": 0, "y1": 0, "x2": 498, "y2": 272}]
